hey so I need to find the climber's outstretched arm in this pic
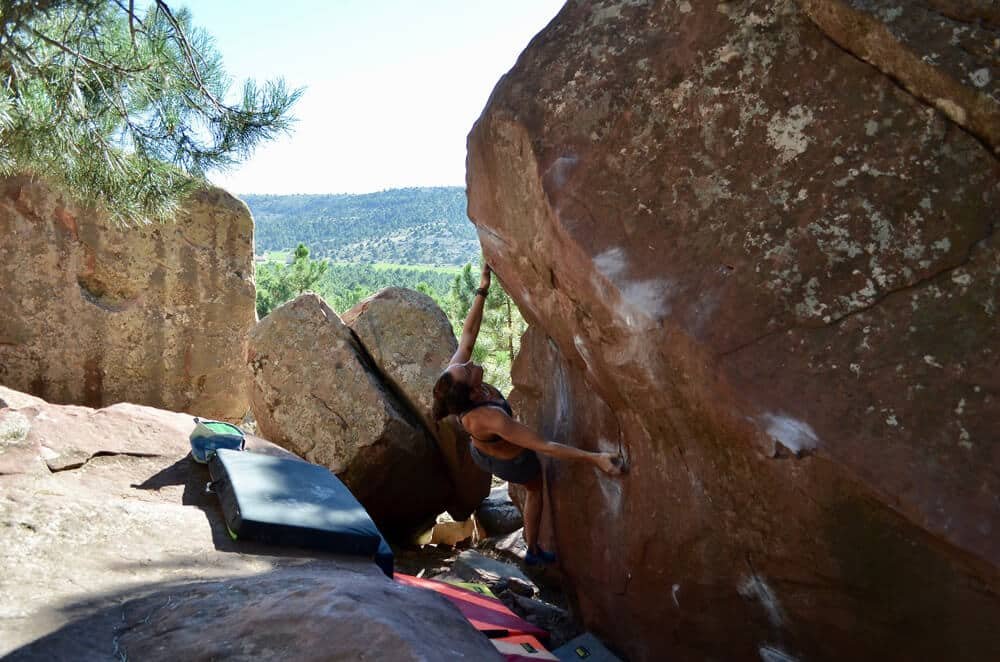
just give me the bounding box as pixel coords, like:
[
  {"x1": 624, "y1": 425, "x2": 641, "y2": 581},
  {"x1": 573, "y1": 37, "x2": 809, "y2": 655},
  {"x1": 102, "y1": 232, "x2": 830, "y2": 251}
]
[
  {"x1": 449, "y1": 263, "x2": 492, "y2": 365},
  {"x1": 466, "y1": 408, "x2": 623, "y2": 475}
]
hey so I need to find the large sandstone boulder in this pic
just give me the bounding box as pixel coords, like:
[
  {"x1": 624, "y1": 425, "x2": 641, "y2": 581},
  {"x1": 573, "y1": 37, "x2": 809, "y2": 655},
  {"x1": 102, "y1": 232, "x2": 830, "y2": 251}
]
[
  {"x1": 0, "y1": 175, "x2": 254, "y2": 422},
  {"x1": 467, "y1": 1, "x2": 999, "y2": 660},
  {"x1": 0, "y1": 386, "x2": 500, "y2": 661},
  {"x1": 343, "y1": 287, "x2": 492, "y2": 521},
  {"x1": 247, "y1": 293, "x2": 452, "y2": 540}
]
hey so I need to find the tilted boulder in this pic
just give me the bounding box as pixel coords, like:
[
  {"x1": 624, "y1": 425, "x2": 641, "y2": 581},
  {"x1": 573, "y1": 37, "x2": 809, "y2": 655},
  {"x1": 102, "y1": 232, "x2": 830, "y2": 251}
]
[
  {"x1": 467, "y1": 1, "x2": 999, "y2": 660},
  {"x1": 0, "y1": 175, "x2": 254, "y2": 422},
  {"x1": 343, "y1": 287, "x2": 491, "y2": 520},
  {"x1": 247, "y1": 293, "x2": 452, "y2": 539},
  {"x1": 432, "y1": 418, "x2": 490, "y2": 521}
]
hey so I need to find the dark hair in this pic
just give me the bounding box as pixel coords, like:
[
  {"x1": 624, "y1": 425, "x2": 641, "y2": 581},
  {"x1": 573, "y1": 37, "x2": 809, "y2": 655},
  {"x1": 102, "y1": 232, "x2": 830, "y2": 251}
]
[{"x1": 432, "y1": 370, "x2": 474, "y2": 421}]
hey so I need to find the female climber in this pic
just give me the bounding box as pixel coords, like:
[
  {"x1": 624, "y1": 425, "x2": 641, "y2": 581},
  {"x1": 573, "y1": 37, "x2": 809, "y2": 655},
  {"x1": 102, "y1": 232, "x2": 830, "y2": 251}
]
[{"x1": 432, "y1": 263, "x2": 623, "y2": 566}]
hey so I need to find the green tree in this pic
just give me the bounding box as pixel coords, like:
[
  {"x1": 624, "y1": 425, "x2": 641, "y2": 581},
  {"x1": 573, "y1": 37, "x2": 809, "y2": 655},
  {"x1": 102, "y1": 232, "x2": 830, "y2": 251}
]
[
  {"x1": 447, "y1": 263, "x2": 478, "y2": 328},
  {"x1": 480, "y1": 283, "x2": 525, "y2": 388},
  {"x1": 255, "y1": 262, "x2": 293, "y2": 319},
  {"x1": 255, "y1": 243, "x2": 327, "y2": 318},
  {"x1": 288, "y1": 243, "x2": 328, "y2": 295},
  {"x1": 0, "y1": 1, "x2": 301, "y2": 224}
]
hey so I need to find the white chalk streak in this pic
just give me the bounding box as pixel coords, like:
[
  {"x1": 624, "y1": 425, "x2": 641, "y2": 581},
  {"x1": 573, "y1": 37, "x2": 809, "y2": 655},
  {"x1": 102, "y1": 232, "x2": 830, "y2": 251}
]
[{"x1": 759, "y1": 413, "x2": 820, "y2": 453}]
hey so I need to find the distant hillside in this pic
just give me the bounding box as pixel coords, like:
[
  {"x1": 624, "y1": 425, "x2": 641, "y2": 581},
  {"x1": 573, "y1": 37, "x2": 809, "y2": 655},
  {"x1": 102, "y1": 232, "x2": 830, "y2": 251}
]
[{"x1": 243, "y1": 187, "x2": 481, "y2": 266}]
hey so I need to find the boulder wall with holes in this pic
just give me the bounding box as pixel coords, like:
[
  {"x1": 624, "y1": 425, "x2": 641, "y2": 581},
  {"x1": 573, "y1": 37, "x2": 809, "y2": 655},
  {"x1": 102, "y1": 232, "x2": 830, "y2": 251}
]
[
  {"x1": 0, "y1": 176, "x2": 255, "y2": 422},
  {"x1": 467, "y1": 2, "x2": 999, "y2": 660}
]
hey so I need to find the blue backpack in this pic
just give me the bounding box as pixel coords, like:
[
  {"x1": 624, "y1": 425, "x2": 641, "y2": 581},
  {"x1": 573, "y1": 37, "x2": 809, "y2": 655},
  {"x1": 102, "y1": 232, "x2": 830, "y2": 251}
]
[{"x1": 189, "y1": 417, "x2": 245, "y2": 463}]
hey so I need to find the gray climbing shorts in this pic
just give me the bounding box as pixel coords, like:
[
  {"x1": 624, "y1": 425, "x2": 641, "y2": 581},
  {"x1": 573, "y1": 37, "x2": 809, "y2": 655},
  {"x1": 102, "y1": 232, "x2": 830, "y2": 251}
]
[{"x1": 470, "y1": 445, "x2": 541, "y2": 485}]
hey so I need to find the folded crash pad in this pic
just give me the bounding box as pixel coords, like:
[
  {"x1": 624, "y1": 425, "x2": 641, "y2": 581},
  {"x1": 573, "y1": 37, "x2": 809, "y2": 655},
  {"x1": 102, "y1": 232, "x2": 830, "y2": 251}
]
[
  {"x1": 208, "y1": 449, "x2": 393, "y2": 576},
  {"x1": 394, "y1": 573, "x2": 546, "y2": 639}
]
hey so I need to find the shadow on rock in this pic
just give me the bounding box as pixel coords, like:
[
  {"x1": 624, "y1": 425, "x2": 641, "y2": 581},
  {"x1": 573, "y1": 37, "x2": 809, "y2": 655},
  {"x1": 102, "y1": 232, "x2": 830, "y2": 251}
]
[
  {"x1": 130, "y1": 455, "x2": 243, "y2": 554},
  {"x1": 4, "y1": 561, "x2": 499, "y2": 662},
  {"x1": 129, "y1": 454, "x2": 340, "y2": 559}
]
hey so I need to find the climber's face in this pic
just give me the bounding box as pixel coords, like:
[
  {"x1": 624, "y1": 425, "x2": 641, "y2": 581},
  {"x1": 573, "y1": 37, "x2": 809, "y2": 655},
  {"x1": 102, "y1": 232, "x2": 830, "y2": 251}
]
[{"x1": 448, "y1": 359, "x2": 483, "y2": 389}]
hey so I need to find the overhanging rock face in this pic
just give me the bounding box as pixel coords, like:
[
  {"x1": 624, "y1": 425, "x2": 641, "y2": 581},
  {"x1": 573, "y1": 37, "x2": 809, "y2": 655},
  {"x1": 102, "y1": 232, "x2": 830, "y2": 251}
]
[
  {"x1": 467, "y1": 1, "x2": 999, "y2": 660},
  {"x1": 0, "y1": 176, "x2": 255, "y2": 422}
]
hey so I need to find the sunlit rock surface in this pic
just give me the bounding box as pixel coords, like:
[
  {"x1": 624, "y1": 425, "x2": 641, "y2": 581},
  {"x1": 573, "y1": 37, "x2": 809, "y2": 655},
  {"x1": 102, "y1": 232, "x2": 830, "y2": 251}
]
[
  {"x1": 0, "y1": 176, "x2": 255, "y2": 422},
  {"x1": 467, "y1": 1, "x2": 999, "y2": 660},
  {"x1": 344, "y1": 287, "x2": 458, "y2": 422}
]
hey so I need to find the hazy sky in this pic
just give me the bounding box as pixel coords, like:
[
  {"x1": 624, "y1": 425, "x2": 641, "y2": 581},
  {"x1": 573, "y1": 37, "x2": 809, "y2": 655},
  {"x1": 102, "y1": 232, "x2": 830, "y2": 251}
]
[{"x1": 177, "y1": 1, "x2": 564, "y2": 195}]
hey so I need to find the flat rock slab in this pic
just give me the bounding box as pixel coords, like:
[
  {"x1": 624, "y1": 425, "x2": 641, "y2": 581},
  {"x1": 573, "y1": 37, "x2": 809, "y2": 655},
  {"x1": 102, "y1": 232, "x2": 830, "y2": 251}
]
[
  {"x1": 491, "y1": 529, "x2": 529, "y2": 562},
  {"x1": 502, "y1": 593, "x2": 577, "y2": 650}
]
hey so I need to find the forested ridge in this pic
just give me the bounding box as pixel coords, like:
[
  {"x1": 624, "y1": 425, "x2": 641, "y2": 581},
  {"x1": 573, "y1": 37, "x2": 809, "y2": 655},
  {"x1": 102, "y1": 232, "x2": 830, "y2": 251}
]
[
  {"x1": 248, "y1": 187, "x2": 527, "y2": 391},
  {"x1": 245, "y1": 187, "x2": 480, "y2": 266}
]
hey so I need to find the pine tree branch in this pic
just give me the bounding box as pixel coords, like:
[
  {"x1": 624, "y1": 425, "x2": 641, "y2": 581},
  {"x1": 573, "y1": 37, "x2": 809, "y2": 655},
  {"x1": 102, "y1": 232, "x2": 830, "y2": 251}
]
[
  {"x1": 26, "y1": 26, "x2": 149, "y2": 74},
  {"x1": 128, "y1": 0, "x2": 136, "y2": 46},
  {"x1": 153, "y1": 0, "x2": 226, "y2": 112}
]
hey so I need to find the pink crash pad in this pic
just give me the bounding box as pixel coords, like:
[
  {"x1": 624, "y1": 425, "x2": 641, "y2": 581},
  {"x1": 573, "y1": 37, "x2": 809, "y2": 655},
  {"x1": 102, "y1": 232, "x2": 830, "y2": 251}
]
[{"x1": 394, "y1": 573, "x2": 547, "y2": 640}]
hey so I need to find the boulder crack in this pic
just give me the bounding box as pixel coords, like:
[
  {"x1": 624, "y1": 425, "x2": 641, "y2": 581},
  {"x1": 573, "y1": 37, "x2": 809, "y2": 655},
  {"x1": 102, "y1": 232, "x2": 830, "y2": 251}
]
[
  {"x1": 922, "y1": 2, "x2": 1000, "y2": 29},
  {"x1": 49, "y1": 450, "x2": 161, "y2": 473},
  {"x1": 718, "y1": 217, "x2": 994, "y2": 361},
  {"x1": 311, "y1": 391, "x2": 349, "y2": 431},
  {"x1": 796, "y1": 0, "x2": 1000, "y2": 157}
]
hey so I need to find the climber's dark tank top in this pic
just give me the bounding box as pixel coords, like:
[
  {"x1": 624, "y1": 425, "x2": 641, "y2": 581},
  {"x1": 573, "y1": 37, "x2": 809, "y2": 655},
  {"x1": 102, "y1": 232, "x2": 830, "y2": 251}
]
[{"x1": 459, "y1": 385, "x2": 513, "y2": 444}]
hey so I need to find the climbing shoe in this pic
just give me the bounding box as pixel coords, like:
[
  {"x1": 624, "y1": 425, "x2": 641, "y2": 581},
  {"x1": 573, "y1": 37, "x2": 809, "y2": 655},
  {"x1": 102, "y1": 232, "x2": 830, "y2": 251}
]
[{"x1": 525, "y1": 546, "x2": 557, "y2": 566}]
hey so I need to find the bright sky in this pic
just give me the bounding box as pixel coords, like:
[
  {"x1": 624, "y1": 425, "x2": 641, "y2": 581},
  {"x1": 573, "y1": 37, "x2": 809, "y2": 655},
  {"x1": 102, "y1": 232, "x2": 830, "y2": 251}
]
[{"x1": 177, "y1": 1, "x2": 564, "y2": 195}]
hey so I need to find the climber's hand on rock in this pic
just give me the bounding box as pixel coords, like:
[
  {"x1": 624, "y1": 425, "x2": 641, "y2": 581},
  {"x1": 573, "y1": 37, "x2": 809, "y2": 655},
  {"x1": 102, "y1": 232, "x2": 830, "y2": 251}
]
[
  {"x1": 594, "y1": 451, "x2": 624, "y2": 476},
  {"x1": 479, "y1": 263, "x2": 492, "y2": 290}
]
